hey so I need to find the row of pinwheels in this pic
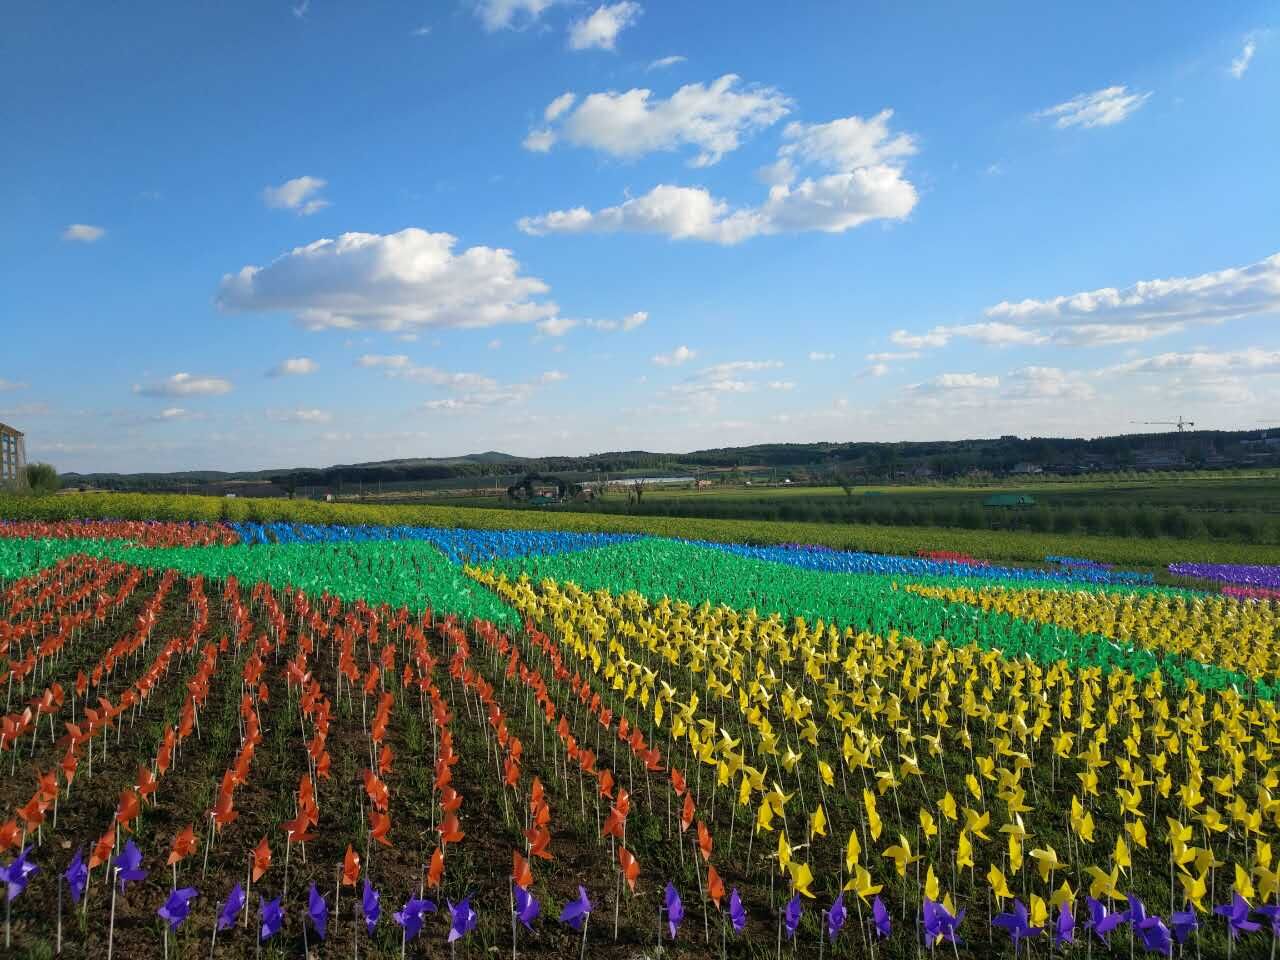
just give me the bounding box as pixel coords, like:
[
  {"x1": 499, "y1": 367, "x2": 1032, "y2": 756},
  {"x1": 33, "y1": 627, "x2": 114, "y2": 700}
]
[
  {"x1": 905, "y1": 580, "x2": 1280, "y2": 682},
  {"x1": 0, "y1": 519, "x2": 239, "y2": 547},
  {"x1": 471, "y1": 569, "x2": 1280, "y2": 955},
  {"x1": 1171, "y1": 562, "x2": 1280, "y2": 590}
]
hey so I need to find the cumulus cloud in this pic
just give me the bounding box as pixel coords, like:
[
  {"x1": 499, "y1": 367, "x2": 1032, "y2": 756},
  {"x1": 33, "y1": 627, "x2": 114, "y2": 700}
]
[
  {"x1": 584, "y1": 311, "x2": 647, "y2": 332},
  {"x1": 63, "y1": 224, "x2": 104, "y2": 243},
  {"x1": 217, "y1": 228, "x2": 560, "y2": 332},
  {"x1": 423, "y1": 388, "x2": 532, "y2": 411},
  {"x1": 519, "y1": 107, "x2": 919, "y2": 243},
  {"x1": 1035, "y1": 85, "x2": 1151, "y2": 129},
  {"x1": 1003, "y1": 366, "x2": 1096, "y2": 402},
  {"x1": 866, "y1": 351, "x2": 919, "y2": 362},
  {"x1": 535, "y1": 317, "x2": 578, "y2": 337},
  {"x1": 267, "y1": 357, "x2": 318, "y2": 377},
  {"x1": 524, "y1": 74, "x2": 791, "y2": 166},
  {"x1": 357, "y1": 354, "x2": 498, "y2": 391},
  {"x1": 568, "y1": 2, "x2": 641, "y2": 51},
  {"x1": 647, "y1": 55, "x2": 685, "y2": 70},
  {"x1": 540, "y1": 369, "x2": 568, "y2": 383},
  {"x1": 0, "y1": 379, "x2": 27, "y2": 392},
  {"x1": 134, "y1": 373, "x2": 233, "y2": 397},
  {"x1": 859, "y1": 363, "x2": 890, "y2": 378},
  {"x1": 475, "y1": 0, "x2": 555, "y2": 30},
  {"x1": 1231, "y1": 35, "x2": 1258, "y2": 78},
  {"x1": 700, "y1": 359, "x2": 782, "y2": 379},
  {"x1": 652, "y1": 345, "x2": 696, "y2": 366},
  {"x1": 808, "y1": 351, "x2": 835, "y2": 361},
  {"x1": 1108, "y1": 347, "x2": 1280, "y2": 377},
  {"x1": 889, "y1": 252, "x2": 1280, "y2": 350},
  {"x1": 767, "y1": 380, "x2": 795, "y2": 391},
  {"x1": 269, "y1": 408, "x2": 333, "y2": 423},
  {"x1": 263, "y1": 176, "x2": 330, "y2": 215},
  {"x1": 912, "y1": 373, "x2": 1000, "y2": 392}
]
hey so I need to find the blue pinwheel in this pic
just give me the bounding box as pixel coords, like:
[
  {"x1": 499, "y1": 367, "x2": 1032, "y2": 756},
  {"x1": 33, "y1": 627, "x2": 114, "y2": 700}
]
[
  {"x1": 664, "y1": 884, "x2": 684, "y2": 940},
  {"x1": 2, "y1": 847, "x2": 38, "y2": 902},
  {"x1": 448, "y1": 896, "x2": 477, "y2": 944},
  {"x1": 872, "y1": 895, "x2": 891, "y2": 940},
  {"x1": 112, "y1": 841, "x2": 146, "y2": 891},
  {"x1": 157, "y1": 887, "x2": 198, "y2": 931},
  {"x1": 1170, "y1": 907, "x2": 1198, "y2": 945},
  {"x1": 259, "y1": 897, "x2": 284, "y2": 943},
  {"x1": 729, "y1": 887, "x2": 746, "y2": 934},
  {"x1": 1215, "y1": 893, "x2": 1261, "y2": 940},
  {"x1": 994, "y1": 897, "x2": 1043, "y2": 948},
  {"x1": 1054, "y1": 900, "x2": 1075, "y2": 945},
  {"x1": 922, "y1": 897, "x2": 963, "y2": 945},
  {"x1": 307, "y1": 882, "x2": 328, "y2": 940},
  {"x1": 1136, "y1": 914, "x2": 1172, "y2": 956},
  {"x1": 560, "y1": 886, "x2": 591, "y2": 931},
  {"x1": 827, "y1": 893, "x2": 846, "y2": 943},
  {"x1": 1087, "y1": 896, "x2": 1126, "y2": 944},
  {"x1": 216, "y1": 883, "x2": 245, "y2": 932},
  {"x1": 514, "y1": 886, "x2": 540, "y2": 930},
  {"x1": 361, "y1": 879, "x2": 380, "y2": 934},
  {"x1": 783, "y1": 894, "x2": 802, "y2": 940},
  {"x1": 393, "y1": 896, "x2": 435, "y2": 942},
  {"x1": 65, "y1": 849, "x2": 88, "y2": 906}
]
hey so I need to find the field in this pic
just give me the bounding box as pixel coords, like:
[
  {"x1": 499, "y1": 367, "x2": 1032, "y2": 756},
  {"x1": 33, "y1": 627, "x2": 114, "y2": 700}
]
[{"x1": 2, "y1": 500, "x2": 1280, "y2": 958}]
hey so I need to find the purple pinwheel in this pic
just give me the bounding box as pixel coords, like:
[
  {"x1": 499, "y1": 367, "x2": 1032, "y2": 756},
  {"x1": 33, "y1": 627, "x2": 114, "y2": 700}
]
[
  {"x1": 514, "y1": 886, "x2": 540, "y2": 930},
  {"x1": 393, "y1": 896, "x2": 435, "y2": 942},
  {"x1": 1054, "y1": 901, "x2": 1076, "y2": 945},
  {"x1": 994, "y1": 897, "x2": 1043, "y2": 948},
  {"x1": 827, "y1": 893, "x2": 846, "y2": 943},
  {"x1": 361, "y1": 879, "x2": 380, "y2": 934},
  {"x1": 1257, "y1": 904, "x2": 1280, "y2": 937},
  {"x1": 1215, "y1": 894, "x2": 1261, "y2": 940},
  {"x1": 1087, "y1": 896, "x2": 1126, "y2": 943},
  {"x1": 112, "y1": 840, "x2": 147, "y2": 891},
  {"x1": 448, "y1": 896, "x2": 478, "y2": 944},
  {"x1": 1127, "y1": 894, "x2": 1149, "y2": 927},
  {"x1": 922, "y1": 897, "x2": 964, "y2": 945},
  {"x1": 308, "y1": 882, "x2": 328, "y2": 940},
  {"x1": 1, "y1": 847, "x2": 38, "y2": 902},
  {"x1": 216, "y1": 882, "x2": 245, "y2": 932},
  {"x1": 259, "y1": 896, "x2": 284, "y2": 943},
  {"x1": 1170, "y1": 907, "x2": 1198, "y2": 945},
  {"x1": 1137, "y1": 915, "x2": 1173, "y2": 957},
  {"x1": 560, "y1": 886, "x2": 592, "y2": 932},
  {"x1": 784, "y1": 894, "x2": 802, "y2": 940},
  {"x1": 665, "y1": 884, "x2": 684, "y2": 940},
  {"x1": 729, "y1": 888, "x2": 746, "y2": 934},
  {"x1": 157, "y1": 887, "x2": 198, "y2": 931},
  {"x1": 65, "y1": 849, "x2": 88, "y2": 906},
  {"x1": 871, "y1": 896, "x2": 891, "y2": 940}
]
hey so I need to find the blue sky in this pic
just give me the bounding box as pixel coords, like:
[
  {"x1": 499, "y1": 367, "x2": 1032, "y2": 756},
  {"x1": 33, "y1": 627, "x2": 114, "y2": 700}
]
[{"x1": 2, "y1": 1, "x2": 1277, "y2": 472}]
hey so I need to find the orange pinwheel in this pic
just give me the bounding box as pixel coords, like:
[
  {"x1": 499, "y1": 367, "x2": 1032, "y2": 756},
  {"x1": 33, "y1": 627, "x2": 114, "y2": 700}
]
[
  {"x1": 680, "y1": 793, "x2": 695, "y2": 833},
  {"x1": 0, "y1": 820, "x2": 20, "y2": 854},
  {"x1": 707, "y1": 865, "x2": 725, "y2": 908},
  {"x1": 525, "y1": 826, "x2": 553, "y2": 860},
  {"x1": 427, "y1": 847, "x2": 445, "y2": 888},
  {"x1": 671, "y1": 769, "x2": 687, "y2": 797},
  {"x1": 438, "y1": 813, "x2": 464, "y2": 845},
  {"x1": 89, "y1": 827, "x2": 116, "y2": 869},
  {"x1": 440, "y1": 786, "x2": 463, "y2": 813},
  {"x1": 18, "y1": 797, "x2": 45, "y2": 832},
  {"x1": 115, "y1": 788, "x2": 140, "y2": 830},
  {"x1": 602, "y1": 808, "x2": 625, "y2": 840},
  {"x1": 598, "y1": 769, "x2": 615, "y2": 799},
  {"x1": 697, "y1": 820, "x2": 713, "y2": 861},
  {"x1": 618, "y1": 846, "x2": 640, "y2": 893},
  {"x1": 512, "y1": 850, "x2": 533, "y2": 890},
  {"x1": 342, "y1": 845, "x2": 361, "y2": 886},
  {"x1": 370, "y1": 811, "x2": 392, "y2": 847},
  {"x1": 136, "y1": 765, "x2": 158, "y2": 803},
  {"x1": 252, "y1": 837, "x2": 272, "y2": 882},
  {"x1": 167, "y1": 824, "x2": 198, "y2": 866},
  {"x1": 378, "y1": 744, "x2": 394, "y2": 777}
]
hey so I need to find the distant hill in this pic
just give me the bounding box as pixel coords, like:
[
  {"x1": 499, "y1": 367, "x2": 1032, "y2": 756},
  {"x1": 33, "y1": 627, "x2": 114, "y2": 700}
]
[{"x1": 57, "y1": 431, "x2": 1280, "y2": 494}]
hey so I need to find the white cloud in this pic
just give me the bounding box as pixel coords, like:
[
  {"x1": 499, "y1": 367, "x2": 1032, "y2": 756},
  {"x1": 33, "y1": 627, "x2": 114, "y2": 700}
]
[
  {"x1": 647, "y1": 55, "x2": 685, "y2": 70},
  {"x1": 652, "y1": 345, "x2": 696, "y2": 366},
  {"x1": 269, "y1": 408, "x2": 333, "y2": 424},
  {"x1": 527, "y1": 74, "x2": 791, "y2": 166},
  {"x1": 155, "y1": 407, "x2": 196, "y2": 421},
  {"x1": 267, "y1": 357, "x2": 318, "y2": 377},
  {"x1": 544, "y1": 92, "x2": 576, "y2": 123},
  {"x1": 536, "y1": 317, "x2": 578, "y2": 337},
  {"x1": 357, "y1": 353, "x2": 499, "y2": 391},
  {"x1": 1231, "y1": 35, "x2": 1258, "y2": 78},
  {"x1": 1003, "y1": 366, "x2": 1096, "y2": 402},
  {"x1": 475, "y1": 0, "x2": 555, "y2": 31},
  {"x1": 890, "y1": 328, "x2": 948, "y2": 349},
  {"x1": 134, "y1": 373, "x2": 233, "y2": 397},
  {"x1": 1035, "y1": 85, "x2": 1151, "y2": 129},
  {"x1": 0, "y1": 379, "x2": 27, "y2": 392},
  {"x1": 520, "y1": 107, "x2": 919, "y2": 242},
  {"x1": 808, "y1": 351, "x2": 835, "y2": 361},
  {"x1": 767, "y1": 380, "x2": 795, "y2": 391},
  {"x1": 540, "y1": 369, "x2": 568, "y2": 383},
  {"x1": 263, "y1": 176, "x2": 330, "y2": 215},
  {"x1": 1108, "y1": 347, "x2": 1280, "y2": 377},
  {"x1": 671, "y1": 378, "x2": 752, "y2": 396},
  {"x1": 568, "y1": 2, "x2": 641, "y2": 51},
  {"x1": 217, "y1": 228, "x2": 560, "y2": 332},
  {"x1": 914, "y1": 373, "x2": 1000, "y2": 392},
  {"x1": 866, "y1": 351, "x2": 919, "y2": 362},
  {"x1": 63, "y1": 224, "x2": 104, "y2": 243},
  {"x1": 861, "y1": 363, "x2": 890, "y2": 378},
  {"x1": 292, "y1": 0, "x2": 309, "y2": 18},
  {"x1": 777, "y1": 110, "x2": 917, "y2": 174},
  {"x1": 488, "y1": 339, "x2": 503, "y2": 350},
  {"x1": 522, "y1": 129, "x2": 557, "y2": 152},
  {"x1": 700, "y1": 359, "x2": 782, "y2": 379},
  {"x1": 891, "y1": 252, "x2": 1280, "y2": 350},
  {"x1": 423, "y1": 388, "x2": 532, "y2": 411},
  {"x1": 584, "y1": 310, "x2": 647, "y2": 332},
  {"x1": 411, "y1": 25, "x2": 432, "y2": 37}
]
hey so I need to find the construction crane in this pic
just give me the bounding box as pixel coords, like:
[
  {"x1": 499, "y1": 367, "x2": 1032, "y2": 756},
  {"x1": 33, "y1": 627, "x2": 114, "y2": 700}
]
[{"x1": 1130, "y1": 417, "x2": 1195, "y2": 432}]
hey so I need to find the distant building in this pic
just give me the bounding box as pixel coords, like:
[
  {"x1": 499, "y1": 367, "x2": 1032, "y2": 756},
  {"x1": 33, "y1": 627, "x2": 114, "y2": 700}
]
[
  {"x1": 1010, "y1": 462, "x2": 1043, "y2": 475},
  {"x1": 1000, "y1": 435, "x2": 1020, "y2": 441},
  {"x1": 0, "y1": 422, "x2": 27, "y2": 489}
]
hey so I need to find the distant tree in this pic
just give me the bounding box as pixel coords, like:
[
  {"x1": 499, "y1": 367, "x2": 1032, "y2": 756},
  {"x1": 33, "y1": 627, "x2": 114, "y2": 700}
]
[{"x1": 23, "y1": 462, "x2": 60, "y2": 495}]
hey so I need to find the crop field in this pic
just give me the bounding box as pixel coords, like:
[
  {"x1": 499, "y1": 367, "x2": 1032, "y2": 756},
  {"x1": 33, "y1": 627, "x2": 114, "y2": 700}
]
[{"x1": 2, "y1": 510, "x2": 1280, "y2": 958}]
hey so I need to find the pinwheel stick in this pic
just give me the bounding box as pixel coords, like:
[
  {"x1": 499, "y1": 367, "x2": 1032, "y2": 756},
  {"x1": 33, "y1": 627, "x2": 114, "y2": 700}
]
[{"x1": 107, "y1": 867, "x2": 119, "y2": 960}]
